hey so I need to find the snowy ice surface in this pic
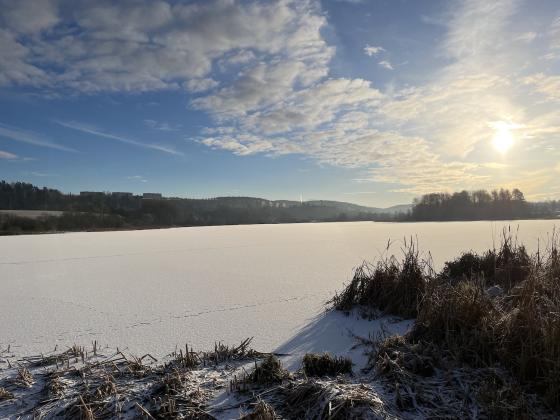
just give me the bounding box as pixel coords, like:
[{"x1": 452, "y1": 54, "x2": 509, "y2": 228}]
[{"x1": 1, "y1": 220, "x2": 558, "y2": 361}]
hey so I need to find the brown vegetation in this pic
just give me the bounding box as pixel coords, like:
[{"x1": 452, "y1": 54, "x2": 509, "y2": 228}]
[
  {"x1": 0, "y1": 387, "x2": 14, "y2": 402},
  {"x1": 247, "y1": 355, "x2": 289, "y2": 386},
  {"x1": 330, "y1": 238, "x2": 426, "y2": 318},
  {"x1": 302, "y1": 353, "x2": 352, "y2": 377},
  {"x1": 240, "y1": 400, "x2": 277, "y2": 419},
  {"x1": 0, "y1": 339, "x2": 262, "y2": 419},
  {"x1": 332, "y1": 228, "x2": 560, "y2": 413},
  {"x1": 283, "y1": 380, "x2": 385, "y2": 419}
]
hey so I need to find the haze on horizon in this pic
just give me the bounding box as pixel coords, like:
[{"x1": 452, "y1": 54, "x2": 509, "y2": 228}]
[{"x1": 0, "y1": 0, "x2": 559, "y2": 207}]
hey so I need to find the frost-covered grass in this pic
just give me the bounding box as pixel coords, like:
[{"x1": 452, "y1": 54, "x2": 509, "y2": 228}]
[
  {"x1": 331, "y1": 227, "x2": 560, "y2": 417},
  {"x1": 0, "y1": 339, "x2": 271, "y2": 419}
]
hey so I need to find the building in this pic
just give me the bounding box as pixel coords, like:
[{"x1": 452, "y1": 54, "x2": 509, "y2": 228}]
[
  {"x1": 143, "y1": 192, "x2": 162, "y2": 199},
  {"x1": 112, "y1": 192, "x2": 133, "y2": 197}
]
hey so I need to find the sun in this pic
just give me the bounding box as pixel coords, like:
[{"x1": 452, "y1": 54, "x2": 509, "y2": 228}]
[
  {"x1": 492, "y1": 127, "x2": 514, "y2": 153},
  {"x1": 490, "y1": 121, "x2": 519, "y2": 153}
]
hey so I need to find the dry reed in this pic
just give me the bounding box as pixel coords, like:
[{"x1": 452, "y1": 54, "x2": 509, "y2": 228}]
[{"x1": 302, "y1": 353, "x2": 352, "y2": 377}]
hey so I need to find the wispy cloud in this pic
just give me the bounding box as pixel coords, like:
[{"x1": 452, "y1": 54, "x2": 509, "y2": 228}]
[
  {"x1": 127, "y1": 175, "x2": 148, "y2": 183},
  {"x1": 0, "y1": 123, "x2": 76, "y2": 152},
  {"x1": 515, "y1": 31, "x2": 538, "y2": 43},
  {"x1": 363, "y1": 45, "x2": 385, "y2": 57},
  {"x1": 55, "y1": 121, "x2": 183, "y2": 156},
  {"x1": 23, "y1": 171, "x2": 59, "y2": 177},
  {"x1": 0, "y1": 150, "x2": 18, "y2": 159},
  {"x1": 523, "y1": 73, "x2": 560, "y2": 101},
  {"x1": 185, "y1": 78, "x2": 219, "y2": 93},
  {"x1": 144, "y1": 119, "x2": 181, "y2": 132},
  {"x1": 378, "y1": 60, "x2": 394, "y2": 70}
]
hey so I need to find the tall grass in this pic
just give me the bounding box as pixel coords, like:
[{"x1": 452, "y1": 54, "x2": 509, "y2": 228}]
[
  {"x1": 330, "y1": 238, "x2": 426, "y2": 318},
  {"x1": 302, "y1": 353, "x2": 352, "y2": 377},
  {"x1": 441, "y1": 229, "x2": 531, "y2": 290},
  {"x1": 332, "y1": 229, "x2": 560, "y2": 409},
  {"x1": 413, "y1": 233, "x2": 560, "y2": 406}
]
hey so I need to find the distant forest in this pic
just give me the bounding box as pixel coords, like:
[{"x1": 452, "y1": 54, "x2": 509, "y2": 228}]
[
  {"x1": 0, "y1": 181, "x2": 400, "y2": 234},
  {"x1": 0, "y1": 181, "x2": 558, "y2": 234},
  {"x1": 409, "y1": 188, "x2": 560, "y2": 221}
]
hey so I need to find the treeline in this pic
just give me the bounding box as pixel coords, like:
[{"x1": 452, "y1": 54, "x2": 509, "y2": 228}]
[
  {"x1": 0, "y1": 212, "x2": 126, "y2": 234},
  {"x1": 2, "y1": 182, "x2": 558, "y2": 234},
  {"x1": 0, "y1": 181, "x2": 396, "y2": 234},
  {"x1": 407, "y1": 188, "x2": 560, "y2": 221}
]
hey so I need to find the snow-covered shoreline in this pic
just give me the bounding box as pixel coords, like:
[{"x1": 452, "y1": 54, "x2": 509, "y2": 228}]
[{"x1": 0, "y1": 312, "x2": 412, "y2": 419}]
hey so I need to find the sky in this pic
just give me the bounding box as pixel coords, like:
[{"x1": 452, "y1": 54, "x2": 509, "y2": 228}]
[{"x1": 0, "y1": 0, "x2": 559, "y2": 207}]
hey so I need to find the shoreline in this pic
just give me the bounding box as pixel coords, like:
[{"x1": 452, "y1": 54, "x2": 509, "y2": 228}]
[{"x1": 2, "y1": 216, "x2": 559, "y2": 237}]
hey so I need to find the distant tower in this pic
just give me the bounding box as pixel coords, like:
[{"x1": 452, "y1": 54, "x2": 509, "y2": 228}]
[{"x1": 300, "y1": 193, "x2": 303, "y2": 205}]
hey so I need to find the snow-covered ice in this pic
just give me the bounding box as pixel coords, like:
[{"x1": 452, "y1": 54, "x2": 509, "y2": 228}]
[{"x1": 0, "y1": 220, "x2": 557, "y2": 360}]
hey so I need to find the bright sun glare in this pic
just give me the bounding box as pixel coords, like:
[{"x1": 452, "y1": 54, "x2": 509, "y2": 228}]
[
  {"x1": 491, "y1": 121, "x2": 518, "y2": 153},
  {"x1": 492, "y1": 127, "x2": 514, "y2": 153}
]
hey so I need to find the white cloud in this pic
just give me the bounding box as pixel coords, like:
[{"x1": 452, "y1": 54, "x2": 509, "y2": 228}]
[
  {"x1": 0, "y1": 0, "x2": 332, "y2": 93},
  {"x1": 363, "y1": 44, "x2": 384, "y2": 56},
  {"x1": 192, "y1": 58, "x2": 333, "y2": 119},
  {"x1": 241, "y1": 78, "x2": 382, "y2": 134},
  {"x1": 0, "y1": 0, "x2": 58, "y2": 34},
  {"x1": 193, "y1": 0, "x2": 560, "y2": 195},
  {"x1": 185, "y1": 78, "x2": 219, "y2": 93},
  {"x1": 0, "y1": 29, "x2": 48, "y2": 86},
  {"x1": 378, "y1": 60, "x2": 393, "y2": 70},
  {"x1": 219, "y1": 50, "x2": 256, "y2": 70},
  {"x1": 1, "y1": 0, "x2": 559, "y2": 196}
]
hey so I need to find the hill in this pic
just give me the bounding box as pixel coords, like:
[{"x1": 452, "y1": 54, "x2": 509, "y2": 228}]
[{"x1": 0, "y1": 181, "x2": 408, "y2": 234}]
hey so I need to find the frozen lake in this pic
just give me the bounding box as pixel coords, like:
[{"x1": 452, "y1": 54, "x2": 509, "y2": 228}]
[{"x1": 1, "y1": 220, "x2": 558, "y2": 359}]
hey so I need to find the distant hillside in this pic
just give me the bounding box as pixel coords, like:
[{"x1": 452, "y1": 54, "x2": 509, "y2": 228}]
[
  {"x1": 5, "y1": 181, "x2": 556, "y2": 234},
  {"x1": 383, "y1": 204, "x2": 414, "y2": 214},
  {"x1": 0, "y1": 181, "x2": 408, "y2": 234},
  {"x1": 304, "y1": 200, "x2": 412, "y2": 214}
]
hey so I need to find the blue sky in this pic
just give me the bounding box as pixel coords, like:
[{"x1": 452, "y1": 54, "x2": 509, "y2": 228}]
[{"x1": 0, "y1": 0, "x2": 559, "y2": 207}]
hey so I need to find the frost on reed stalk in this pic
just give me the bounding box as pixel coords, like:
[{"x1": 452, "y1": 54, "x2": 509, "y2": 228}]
[
  {"x1": 240, "y1": 399, "x2": 277, "y2": 420},
  {"x1": 302, "y1": 353, "x2": 352, "y2": 377},
  {"x1": 332, "y1": 228, "x2": 560, "y2": 411},
  {"x1": 247, "y1": 355, "x2": 289, "y2": 386},
  {"x1": 330, "y1": 238, "x2": 427, "y2": 318},
  {"x1": 413, "y1": 230, "x2": 560, "y2": 407}
]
